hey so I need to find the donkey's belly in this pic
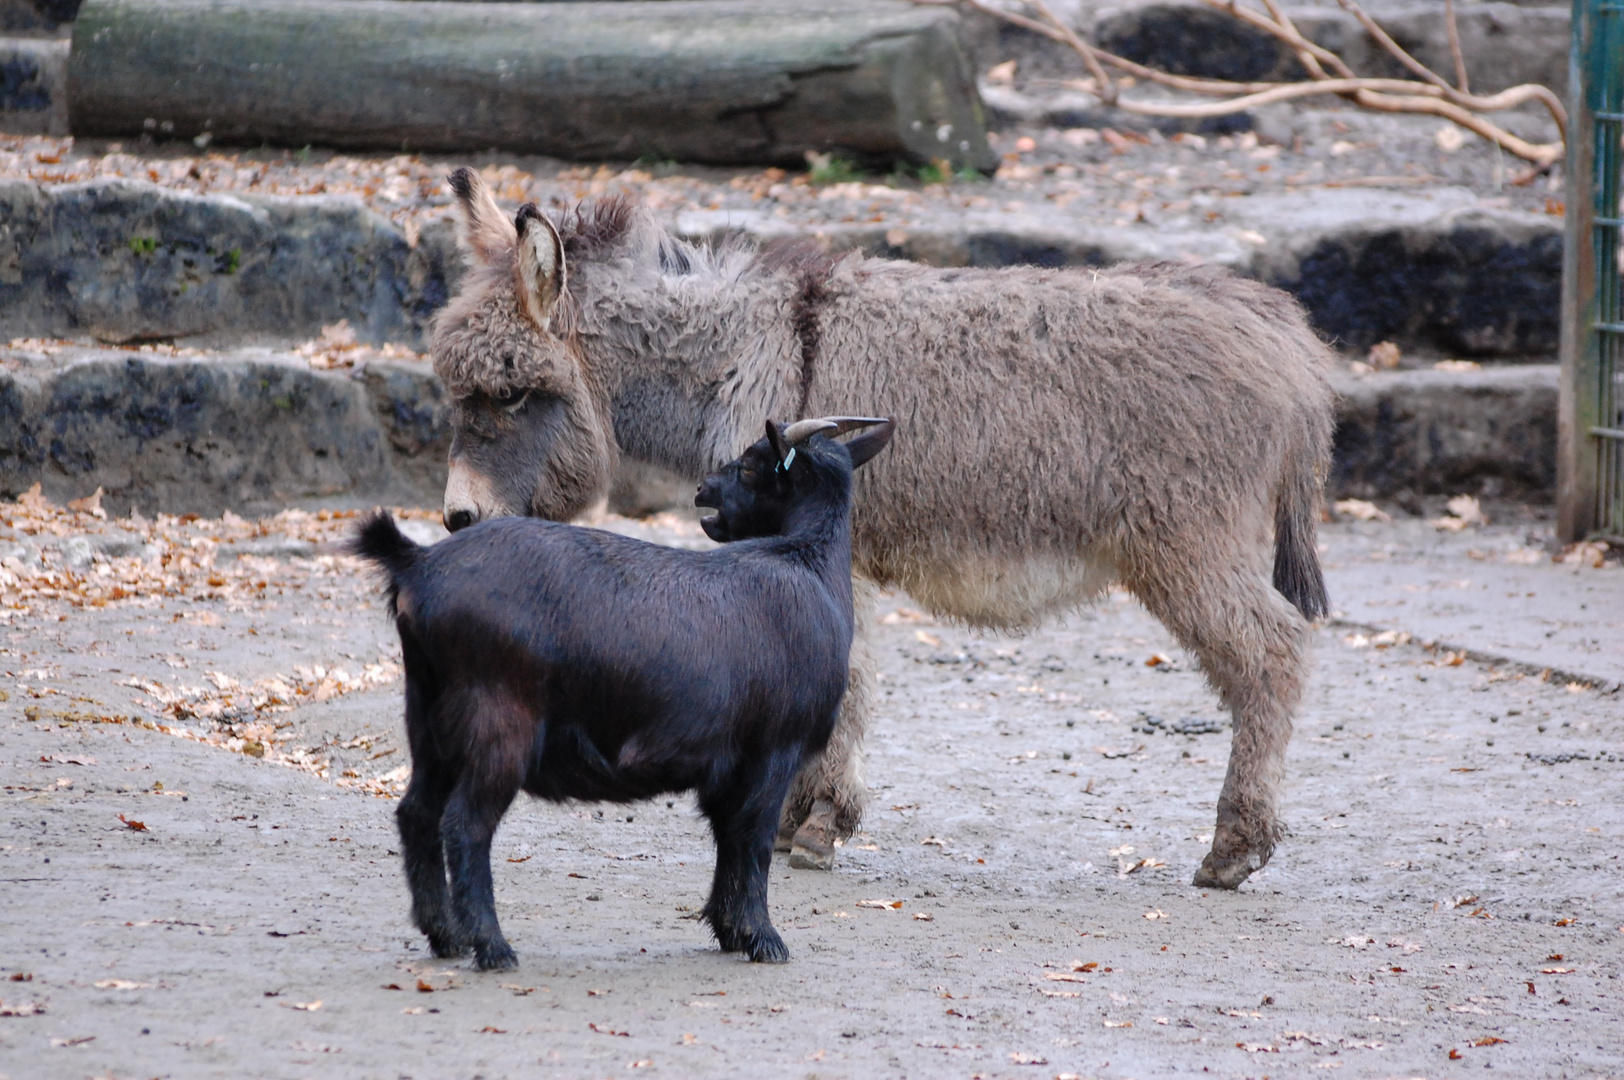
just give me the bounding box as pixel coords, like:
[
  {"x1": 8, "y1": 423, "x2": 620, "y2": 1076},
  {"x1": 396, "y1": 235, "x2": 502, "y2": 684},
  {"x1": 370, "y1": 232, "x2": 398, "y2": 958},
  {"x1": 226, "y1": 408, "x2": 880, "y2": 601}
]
[{"x1": 866, "y1": 549, "x2": 1116, "y2": 631}]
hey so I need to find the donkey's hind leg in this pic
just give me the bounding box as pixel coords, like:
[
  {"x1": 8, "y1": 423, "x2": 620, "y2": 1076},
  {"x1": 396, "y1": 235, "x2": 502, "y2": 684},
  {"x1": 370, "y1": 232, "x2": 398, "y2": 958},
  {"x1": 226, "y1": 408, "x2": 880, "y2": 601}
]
[
  {"x1": 779, "y1": 577, "x2": 877, "y2": 870},
  {"x1": 1127, "y1": 559, "x2": 1312, "y2": 890}
]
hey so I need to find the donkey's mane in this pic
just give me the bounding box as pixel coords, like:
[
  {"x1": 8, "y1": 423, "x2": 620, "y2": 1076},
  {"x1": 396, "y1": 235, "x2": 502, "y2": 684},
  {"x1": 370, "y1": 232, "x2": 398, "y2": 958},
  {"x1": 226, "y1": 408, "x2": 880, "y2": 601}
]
[{"x1": 558, "y1": 194, "x2": 637, "y2": 260}]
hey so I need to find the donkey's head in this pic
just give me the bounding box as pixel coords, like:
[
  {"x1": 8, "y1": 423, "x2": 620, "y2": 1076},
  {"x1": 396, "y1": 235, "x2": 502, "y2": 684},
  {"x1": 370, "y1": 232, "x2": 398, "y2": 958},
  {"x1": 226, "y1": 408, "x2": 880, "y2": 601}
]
[{"x1": 433, "y1": 168, "x2": 616, "y2": 531}]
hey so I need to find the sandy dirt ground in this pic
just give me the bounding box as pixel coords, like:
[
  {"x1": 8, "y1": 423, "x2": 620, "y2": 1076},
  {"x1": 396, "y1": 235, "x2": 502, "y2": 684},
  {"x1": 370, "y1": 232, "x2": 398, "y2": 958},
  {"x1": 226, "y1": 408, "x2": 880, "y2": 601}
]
[{"x1": 1, "y1": 501, "x2": 1621, "y2": 1080}]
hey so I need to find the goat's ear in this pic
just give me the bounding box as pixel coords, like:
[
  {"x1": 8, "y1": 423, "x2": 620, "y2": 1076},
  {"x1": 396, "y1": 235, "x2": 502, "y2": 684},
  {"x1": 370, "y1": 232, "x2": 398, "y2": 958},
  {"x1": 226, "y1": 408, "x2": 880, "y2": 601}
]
[
  {"x1": 448, "y1": 166, "x2": 515, "y2": 265},
  {"x1": 515, "y1": 203, "x2": 567, "y2": 331},
  {"x1": 843, "y1": 418, "x2": 895, "y2": 470},
  {"x1": 765, "y1": 420, "x2": 792, "y2": 466}
]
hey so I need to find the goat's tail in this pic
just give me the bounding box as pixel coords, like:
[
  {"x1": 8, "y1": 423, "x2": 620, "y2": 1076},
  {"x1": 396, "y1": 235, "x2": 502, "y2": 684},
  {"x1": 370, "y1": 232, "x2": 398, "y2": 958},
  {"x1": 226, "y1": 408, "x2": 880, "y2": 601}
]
[
  {"x1": 349, "y1": 511, "x2": 421, "y2": 615},
  {"x1": 1272, "y1": 459, "x2": 1328, "y2": 622}
]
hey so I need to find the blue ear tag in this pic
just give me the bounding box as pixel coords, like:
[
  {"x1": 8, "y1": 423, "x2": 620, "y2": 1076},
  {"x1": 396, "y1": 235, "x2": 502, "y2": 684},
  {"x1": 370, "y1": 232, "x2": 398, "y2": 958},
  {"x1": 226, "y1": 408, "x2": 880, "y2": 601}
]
[{"x1": 777, "y1": 447, "x2": 797, "y2": 473}]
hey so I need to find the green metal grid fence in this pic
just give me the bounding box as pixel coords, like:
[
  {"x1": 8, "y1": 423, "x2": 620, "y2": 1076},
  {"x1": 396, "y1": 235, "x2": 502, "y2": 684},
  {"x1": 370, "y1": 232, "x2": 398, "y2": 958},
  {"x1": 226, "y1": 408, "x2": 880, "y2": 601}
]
[{"x1": 1561, "y1": 0, "x2": 1624, "y2": 542}]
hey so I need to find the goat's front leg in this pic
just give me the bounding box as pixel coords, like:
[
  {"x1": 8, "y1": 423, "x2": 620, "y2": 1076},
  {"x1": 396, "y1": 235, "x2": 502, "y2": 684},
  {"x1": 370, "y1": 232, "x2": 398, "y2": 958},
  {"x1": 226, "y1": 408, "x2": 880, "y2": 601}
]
[
  {"x1": 778, "y1": 578, "x2": 877, "y2": 870},
  {"x1": 705, "y1": 754, "x2": 802, "y2": 962},
  {"x1": 442, "y1": 772, "x2": 521, "y2": 970}
]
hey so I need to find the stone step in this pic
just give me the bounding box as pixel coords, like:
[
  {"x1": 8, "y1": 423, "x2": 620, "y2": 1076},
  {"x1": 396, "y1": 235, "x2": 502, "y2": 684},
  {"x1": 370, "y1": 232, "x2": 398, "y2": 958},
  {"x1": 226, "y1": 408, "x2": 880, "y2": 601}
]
[
  {"x1": 2, "y1": 178, "x2": 1561, "y2": 357},
  {"x1": 0, "y1": 342, "x2": 1559, "y2": 514}
]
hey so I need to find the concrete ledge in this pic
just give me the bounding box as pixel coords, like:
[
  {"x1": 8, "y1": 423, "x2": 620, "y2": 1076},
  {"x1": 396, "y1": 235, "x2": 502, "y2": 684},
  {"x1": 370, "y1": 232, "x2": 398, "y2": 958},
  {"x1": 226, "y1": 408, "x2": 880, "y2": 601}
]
[
  {"x1": 0, "y1": 36, "x2": 67, "y2": 135},
  {"x1": 0, "y1": 177, "x2": 1562, "y2": 358},
  {"x1": 1328, "y1": 364, "x2": 1556, "y2": 500},
  {"x1": 0, "y1": 179, "x2": 458, "y2": 347},
  {"x1": 681, "y1": 187, "x2": 1562, "y2": 356},
  {"x1": 0, "y1": 345, "x2": 1558, "y2": 514},
  {"x1": 0, "y1": 346, "x2": 449, "y2": 516}
]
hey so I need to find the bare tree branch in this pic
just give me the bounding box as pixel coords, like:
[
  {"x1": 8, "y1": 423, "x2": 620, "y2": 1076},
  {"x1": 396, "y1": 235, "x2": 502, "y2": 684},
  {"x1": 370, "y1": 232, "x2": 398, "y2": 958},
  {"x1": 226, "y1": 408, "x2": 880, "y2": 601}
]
[
  {"x1": 1443, "y1": 0, "x2": 1470, "y2": 94},
  {"x1": 919, "y1": 0, "x2": 1565, "y2": 166},
  {"x1": 1030, "y1": 0, "x2": 1118, "y2": 104}
]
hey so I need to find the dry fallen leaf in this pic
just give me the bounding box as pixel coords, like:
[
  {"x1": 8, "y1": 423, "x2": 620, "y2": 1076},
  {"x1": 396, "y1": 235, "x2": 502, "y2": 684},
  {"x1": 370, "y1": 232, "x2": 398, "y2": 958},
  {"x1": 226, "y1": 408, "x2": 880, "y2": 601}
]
[
  {"x1": 93, "y1": 979, "x2": 153, "y2": 990},
  {"x1": 912, "y1": 912, "x2": 933, "y2": 921},
  {"x1": 0, "y1": 999, "x2": 46, "y2": 1016},
  {"x1": 1432, "y1": 494, "x2": 1488, "y2": 531},
  {"x1": 914, "y1": 629, "x2": 942, "y2": 647},
  {"x1": 1334, "y1": 498, "x2": 1392, "y2": 523},
  {"x1": 1367, "y1": 341, "x2": 1401, "y2": 369},
  {"x1": 1103, "y1": 1019, "x2": 1133, "y2": 1028},
  {"x1": 1143, "y1": 908, "x2": 1168, "y2": 920},
  {"x1": 1008, "y1": 1051, "x2": 1048, "y2": 1065},
  {"x1": 117, "y1": 814, "x2": 147, "y2": 832},
  {"x1": 285, "y1": 1000, "x2": 323, "y2": 1011},
  {"x1": 1474, "y1": 1036, "x2": 1507, "y2": 1046},
  {"x1": 856, "y1": 899, "x2": 903, "y2": 910},
  {"x1": 589, "y1": 1023, "x2": 629, "y2": 1037}
]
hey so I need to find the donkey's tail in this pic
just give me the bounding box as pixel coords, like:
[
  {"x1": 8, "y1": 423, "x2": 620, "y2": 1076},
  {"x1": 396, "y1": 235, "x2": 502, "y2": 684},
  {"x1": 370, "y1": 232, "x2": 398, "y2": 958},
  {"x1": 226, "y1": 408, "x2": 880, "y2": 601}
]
[
  {"x1": 349, "y1": 511, "x2": 422, "y2": 615},
  {"x1": 1273, "y1": 463, "x2": 1328, "y2": 621}
]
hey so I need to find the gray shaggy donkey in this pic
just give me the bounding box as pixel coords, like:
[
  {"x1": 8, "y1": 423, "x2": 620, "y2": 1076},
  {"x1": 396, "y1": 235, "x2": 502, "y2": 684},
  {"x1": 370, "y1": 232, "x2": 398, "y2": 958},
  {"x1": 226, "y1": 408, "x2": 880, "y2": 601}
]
[{"x1": 431, "y1": 167, "x2": 1334, "y2": 890}]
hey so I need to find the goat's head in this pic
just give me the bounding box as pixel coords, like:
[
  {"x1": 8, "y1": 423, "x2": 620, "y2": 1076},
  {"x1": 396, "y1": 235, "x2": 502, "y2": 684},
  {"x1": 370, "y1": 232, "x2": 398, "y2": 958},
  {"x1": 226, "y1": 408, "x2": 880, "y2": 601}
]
[
  {"x1": 695, "y1": 416, "x2": 894, "y2": 543},
  {"x1": 434, "y1": 167, "x2": 615, "y2": 531}
]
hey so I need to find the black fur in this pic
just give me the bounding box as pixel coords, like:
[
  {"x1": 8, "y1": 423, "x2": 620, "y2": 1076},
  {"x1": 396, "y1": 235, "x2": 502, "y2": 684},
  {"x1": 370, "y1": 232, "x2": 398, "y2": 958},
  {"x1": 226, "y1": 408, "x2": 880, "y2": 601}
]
[{"x1": 353, "y1": 421, "x2": 891, "y2": 969}]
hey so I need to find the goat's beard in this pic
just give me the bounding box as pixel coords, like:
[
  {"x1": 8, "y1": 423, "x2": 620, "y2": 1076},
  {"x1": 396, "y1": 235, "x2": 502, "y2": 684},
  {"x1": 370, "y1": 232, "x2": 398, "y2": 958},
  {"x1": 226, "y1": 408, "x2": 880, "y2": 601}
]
[{"x1": 699, "y1": 514, "x2": 728, "y2": 542}]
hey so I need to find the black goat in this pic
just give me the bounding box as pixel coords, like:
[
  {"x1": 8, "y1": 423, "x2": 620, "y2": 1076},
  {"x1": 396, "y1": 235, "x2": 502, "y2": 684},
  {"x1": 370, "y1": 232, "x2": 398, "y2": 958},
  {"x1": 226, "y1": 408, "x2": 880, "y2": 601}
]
[{"x1": 352, "y1": 415, "x2": 894, "y2": 969}]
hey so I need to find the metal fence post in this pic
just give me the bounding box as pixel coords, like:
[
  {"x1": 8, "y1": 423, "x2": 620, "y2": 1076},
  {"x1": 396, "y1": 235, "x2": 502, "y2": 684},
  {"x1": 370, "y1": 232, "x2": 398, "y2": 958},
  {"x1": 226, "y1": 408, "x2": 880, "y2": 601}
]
[{"x1": 1559, "y1": 0, "x2": 1624, "y2": 543}]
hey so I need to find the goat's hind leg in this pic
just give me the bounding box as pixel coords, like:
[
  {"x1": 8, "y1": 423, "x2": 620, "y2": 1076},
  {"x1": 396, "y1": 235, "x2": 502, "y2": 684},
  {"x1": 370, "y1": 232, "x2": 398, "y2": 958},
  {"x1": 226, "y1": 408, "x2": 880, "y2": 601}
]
[
  {"x1": 396, "y1": 666, "x2": 464, "y2": 957},
  {"x1": 443, "y1": 768, "x2": 522, "y2": 970},
  {"x1": 440, "y1": 695, "x2": 527, "y2": 971},
  {"x1": 397, "y1": 759, "x2": 464, "y2": 957}
]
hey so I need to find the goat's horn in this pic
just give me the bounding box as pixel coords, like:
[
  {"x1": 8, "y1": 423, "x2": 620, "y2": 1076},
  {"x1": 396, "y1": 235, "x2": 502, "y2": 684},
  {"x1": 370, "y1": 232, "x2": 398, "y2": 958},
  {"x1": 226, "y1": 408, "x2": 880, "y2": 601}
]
[
  {"x1": 780, "y1": 418, "x2": 839, "y2": 444},
  {"x1": 820, "y1": 416, "x2": 891, "y2": 437},
  {"x1": 780, "y1": 416, "x2": 890, "y2": 445}
]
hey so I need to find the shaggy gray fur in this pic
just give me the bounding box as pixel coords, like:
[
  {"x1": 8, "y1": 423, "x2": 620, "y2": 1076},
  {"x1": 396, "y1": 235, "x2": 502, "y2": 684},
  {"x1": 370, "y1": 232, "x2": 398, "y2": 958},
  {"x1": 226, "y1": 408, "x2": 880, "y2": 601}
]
[{"x1": 432, "y1": 169, "x2": 1335, "y2": 888}]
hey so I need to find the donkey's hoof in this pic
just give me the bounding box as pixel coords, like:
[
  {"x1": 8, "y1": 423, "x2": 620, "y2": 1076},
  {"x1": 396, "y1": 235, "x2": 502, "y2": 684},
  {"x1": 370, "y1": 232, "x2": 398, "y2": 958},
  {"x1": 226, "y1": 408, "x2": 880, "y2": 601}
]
[
  {"x1": 787, "y1": 800, "x2": 838, "y2": 871},
  {"x1": 1192, "y1": 849, "x2": 1256, "y2": 890}
]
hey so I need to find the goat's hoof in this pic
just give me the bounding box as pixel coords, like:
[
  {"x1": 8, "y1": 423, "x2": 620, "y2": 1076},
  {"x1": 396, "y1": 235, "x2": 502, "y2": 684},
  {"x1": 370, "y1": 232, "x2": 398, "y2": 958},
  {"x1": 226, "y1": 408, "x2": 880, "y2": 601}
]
[
  {"x1": 474, "y1": 940, "x2": 518, "y2": 971},
  {"x1": 745, "y1": 930, "x2": 790, "y2": 964},
  {"x1": 787, "y1": 801, "x2": 838, "y2": 870},
  {"x1": 426, "y1": 932, "x2": 470, "y2": 959},
  {"x1": 773, "y1": 818, "x2": 798, "y2": 854}
]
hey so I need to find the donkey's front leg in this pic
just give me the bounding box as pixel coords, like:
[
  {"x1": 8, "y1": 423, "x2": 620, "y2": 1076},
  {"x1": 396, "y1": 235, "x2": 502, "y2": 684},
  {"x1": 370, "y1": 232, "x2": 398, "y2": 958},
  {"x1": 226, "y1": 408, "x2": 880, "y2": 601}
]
[{"x1": 778, "y1": 577, "x2": 877, "y2": 870}]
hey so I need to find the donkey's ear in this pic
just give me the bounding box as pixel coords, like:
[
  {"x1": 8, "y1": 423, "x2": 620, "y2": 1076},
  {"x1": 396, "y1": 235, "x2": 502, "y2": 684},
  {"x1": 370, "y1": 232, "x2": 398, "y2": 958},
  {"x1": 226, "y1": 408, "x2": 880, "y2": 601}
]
[
  {"x1": 515, "y1": 203, "x2": 567, "y2": 331},
  {"x1": 448, "y1": 166, "x2": 515, "y2": 264},
  {"x1": 765, "y1": 420, "x2": 792, "y2": 465},
  {"x1": 843, "y1": 418, "x2": 895, "y2": 470}
]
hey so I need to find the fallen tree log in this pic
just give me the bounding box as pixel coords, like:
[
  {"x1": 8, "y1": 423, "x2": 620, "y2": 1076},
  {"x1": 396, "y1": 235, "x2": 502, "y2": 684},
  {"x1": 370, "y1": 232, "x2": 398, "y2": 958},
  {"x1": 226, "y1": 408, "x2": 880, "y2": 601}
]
[{"x1": 67, "y1": 0, "x2": 995, "y2": 169}]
